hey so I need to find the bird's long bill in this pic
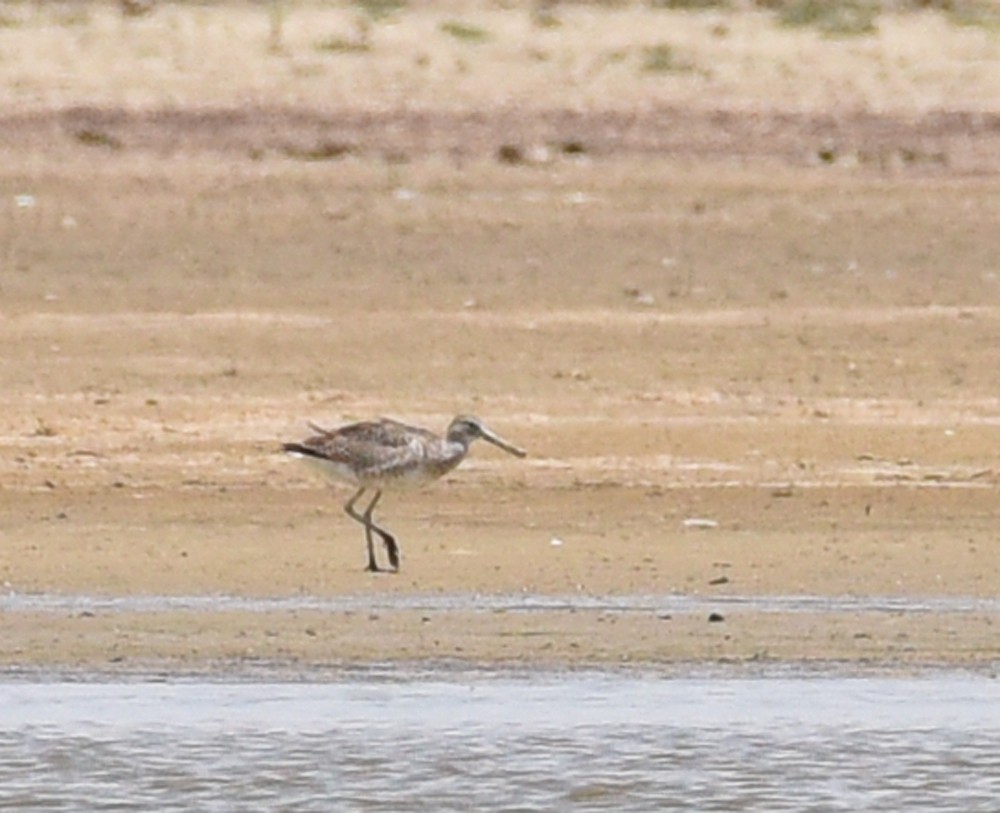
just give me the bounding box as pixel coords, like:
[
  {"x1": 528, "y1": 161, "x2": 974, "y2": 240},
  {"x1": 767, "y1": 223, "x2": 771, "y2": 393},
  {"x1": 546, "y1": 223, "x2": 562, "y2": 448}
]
[{"x1": 480, "y1": 425, "x2": 527, "y2": 458}]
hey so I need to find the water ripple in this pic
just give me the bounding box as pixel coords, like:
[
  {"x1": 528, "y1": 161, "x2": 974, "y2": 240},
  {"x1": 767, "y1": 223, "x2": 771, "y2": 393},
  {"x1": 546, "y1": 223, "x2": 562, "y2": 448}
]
[
  {"x1": 1, "y1": 677, "x2": 998, "y2": 811},
  {"x1": 2, "y1": 591, "x2": 998, "y2": 616}
]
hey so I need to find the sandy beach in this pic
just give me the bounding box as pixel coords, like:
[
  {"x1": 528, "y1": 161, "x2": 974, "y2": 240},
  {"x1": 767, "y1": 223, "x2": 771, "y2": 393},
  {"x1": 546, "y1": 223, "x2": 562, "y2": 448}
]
[{"x1": 1, "y1": 0, "x2": 998, "y2": 674}]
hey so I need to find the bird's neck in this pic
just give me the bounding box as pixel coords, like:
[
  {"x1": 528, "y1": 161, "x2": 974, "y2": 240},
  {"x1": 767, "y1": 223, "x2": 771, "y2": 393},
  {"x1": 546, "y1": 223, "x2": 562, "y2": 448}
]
[{"x1": 430, "y1": 436, "x2": 470, "y2": 477}]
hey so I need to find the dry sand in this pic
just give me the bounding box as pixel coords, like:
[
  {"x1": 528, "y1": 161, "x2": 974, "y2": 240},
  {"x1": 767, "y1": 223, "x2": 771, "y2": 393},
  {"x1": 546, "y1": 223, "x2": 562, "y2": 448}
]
[{"x1": 1, "y1": 1, "x2": 999, "y2": 675}]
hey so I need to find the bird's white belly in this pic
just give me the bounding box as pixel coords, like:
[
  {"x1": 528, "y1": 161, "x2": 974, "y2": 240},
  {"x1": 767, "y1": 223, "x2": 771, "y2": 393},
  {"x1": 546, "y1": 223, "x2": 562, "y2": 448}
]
[
  {"x1": 290, "y1": 452, "x2": 443, "y2": 491},
  {"x1": 383, "y1": 466, "x2": 441, "y2": 490},
  {"x1": 294, "y1": 455, "x2": 361, "y2": 486}
]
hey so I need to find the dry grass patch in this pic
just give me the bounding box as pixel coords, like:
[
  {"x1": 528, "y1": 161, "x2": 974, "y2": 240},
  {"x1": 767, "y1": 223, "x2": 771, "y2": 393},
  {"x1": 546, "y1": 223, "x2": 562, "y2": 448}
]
[{"x1": 0, "y1": 2, "x2": 997, "y2": 112}]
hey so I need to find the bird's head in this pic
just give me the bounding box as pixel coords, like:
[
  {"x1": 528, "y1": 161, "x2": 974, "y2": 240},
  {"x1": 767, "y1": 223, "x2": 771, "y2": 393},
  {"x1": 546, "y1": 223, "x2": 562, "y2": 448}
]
[{"x1": 448, "y1": 415, "x2": 526, "y2": 458}]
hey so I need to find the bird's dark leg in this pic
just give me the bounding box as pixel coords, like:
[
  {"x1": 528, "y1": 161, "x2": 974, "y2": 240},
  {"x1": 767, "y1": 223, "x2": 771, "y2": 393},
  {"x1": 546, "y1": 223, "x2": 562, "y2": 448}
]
[
  {"x1": 344, "y1": 487, "x2": 380, "y2": 572},
  {"x1": 362, "y1": 490, "x2": 399, "y2": 572},
  {"x1": 344, "y1": 487, "x2": 399, "y2": 573}
]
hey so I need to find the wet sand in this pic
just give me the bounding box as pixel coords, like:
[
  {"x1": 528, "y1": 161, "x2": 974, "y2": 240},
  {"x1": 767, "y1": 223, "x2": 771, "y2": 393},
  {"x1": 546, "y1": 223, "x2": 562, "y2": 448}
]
[{"x1": 1, "y1": 1, "x2": 999, "y2": 674}]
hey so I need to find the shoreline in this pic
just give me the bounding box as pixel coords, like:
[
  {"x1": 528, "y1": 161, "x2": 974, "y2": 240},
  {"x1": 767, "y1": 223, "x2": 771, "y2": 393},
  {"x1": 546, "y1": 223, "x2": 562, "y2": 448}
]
[{"x1": 3, "y1": 590, "x2": 997, "y2": 675}]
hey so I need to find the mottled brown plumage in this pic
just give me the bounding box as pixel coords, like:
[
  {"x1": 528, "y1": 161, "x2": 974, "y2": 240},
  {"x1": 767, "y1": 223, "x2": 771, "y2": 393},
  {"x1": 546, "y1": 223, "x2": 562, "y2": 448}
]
[{"x1": 283, "y1": 415, "x2": 526, "y2": 572}]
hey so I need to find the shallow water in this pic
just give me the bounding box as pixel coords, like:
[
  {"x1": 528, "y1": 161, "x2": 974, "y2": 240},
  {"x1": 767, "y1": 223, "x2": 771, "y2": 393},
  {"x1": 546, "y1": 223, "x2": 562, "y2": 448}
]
[
  {"x1": 2, "y1": 675, "x2": 998, "y2": 811},
  {"x1": 3, "y1": 590, "x2": 999, "y2": 616}
]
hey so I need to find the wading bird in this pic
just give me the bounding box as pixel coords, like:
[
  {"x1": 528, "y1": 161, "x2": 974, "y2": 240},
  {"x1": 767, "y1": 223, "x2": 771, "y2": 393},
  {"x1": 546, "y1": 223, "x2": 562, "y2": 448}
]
[{"x1": 283, "y1": 415, "x2": 526, "y2": 572}]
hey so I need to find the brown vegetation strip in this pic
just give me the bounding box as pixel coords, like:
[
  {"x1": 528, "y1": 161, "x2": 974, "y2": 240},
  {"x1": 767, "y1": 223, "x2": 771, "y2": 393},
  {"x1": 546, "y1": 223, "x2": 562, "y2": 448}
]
[{"x1": 3, "y1": 105, "x2": 999, "y2": 170}]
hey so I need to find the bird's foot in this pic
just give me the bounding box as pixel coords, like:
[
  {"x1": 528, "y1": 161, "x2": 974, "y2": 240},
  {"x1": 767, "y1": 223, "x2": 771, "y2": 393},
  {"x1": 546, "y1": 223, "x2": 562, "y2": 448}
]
[
  {"x1": 385, "y1": 544, "x2": 400, "y2": 573},
  {"x1": 365, "y1": 562, "x2": 401, "y2": 574}
]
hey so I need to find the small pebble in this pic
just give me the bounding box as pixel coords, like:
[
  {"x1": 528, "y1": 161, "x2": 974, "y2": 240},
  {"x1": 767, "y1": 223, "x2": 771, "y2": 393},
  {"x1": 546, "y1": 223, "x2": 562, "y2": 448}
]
[{"x1": 683, "y1": 518, "x2": 719, "y2": 530}]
